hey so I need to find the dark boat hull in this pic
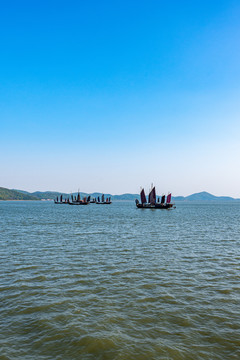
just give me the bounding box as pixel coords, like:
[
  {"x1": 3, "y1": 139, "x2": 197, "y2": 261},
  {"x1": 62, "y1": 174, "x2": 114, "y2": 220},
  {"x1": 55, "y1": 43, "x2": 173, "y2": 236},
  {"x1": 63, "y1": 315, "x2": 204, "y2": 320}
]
[
  {"x1": 54, "y1": 201, "x2": 68, "y2": 204},
  {"x1": 96, "y1": 202, "x2": 112, "y2": 205},
  {"x1": 69, "y1": 202, "x2": 89, "y2": 205},
  {"x1": 136, "y1": 203, "x2": 173, "y2": 209}
]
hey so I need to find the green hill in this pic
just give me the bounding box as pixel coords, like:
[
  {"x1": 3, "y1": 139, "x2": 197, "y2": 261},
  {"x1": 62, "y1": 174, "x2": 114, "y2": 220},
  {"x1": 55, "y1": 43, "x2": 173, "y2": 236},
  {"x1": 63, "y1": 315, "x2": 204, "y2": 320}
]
[
  {"x1": 0, "y1": 187, "x2": 39, "y2": 200},
  {"x1": 15, "y1": 190, "x2": 140, "y2": 201},
  {"x1": 3, "y1": 188, "x2": 240, "y2": 202},
  {"x1": 32, "y1": 191, "x2": 69, "y2": 200}
]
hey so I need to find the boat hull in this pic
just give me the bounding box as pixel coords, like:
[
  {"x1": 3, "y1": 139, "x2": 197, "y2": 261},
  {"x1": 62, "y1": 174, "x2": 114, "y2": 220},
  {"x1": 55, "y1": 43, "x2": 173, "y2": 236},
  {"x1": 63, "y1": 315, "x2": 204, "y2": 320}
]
[
  {"x1": 69, "y1": 202, "x2": 89, "y2": 205},
  {"x1": 96, "y1": 202, "x2": 112, "y2": 205},
  {"x1": 136, "y1": 203, "x2": 173, "y2": 209}
]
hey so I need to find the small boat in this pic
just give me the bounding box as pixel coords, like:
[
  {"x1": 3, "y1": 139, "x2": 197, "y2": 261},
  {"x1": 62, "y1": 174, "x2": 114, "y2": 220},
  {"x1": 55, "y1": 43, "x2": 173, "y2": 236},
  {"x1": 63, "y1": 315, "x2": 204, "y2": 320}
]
[
  {"x1": 69, "y1": 192, "x2": 89, "y2": 205},
  {"x1": 135, "y1": 186, "x2": 174, "y2": 209},
  {"x1": 54, "y1": 195, "x2": 69, "y2": 204},
  {"x1": 96, "y1": 194, "x2": 112, "y2": 204}
]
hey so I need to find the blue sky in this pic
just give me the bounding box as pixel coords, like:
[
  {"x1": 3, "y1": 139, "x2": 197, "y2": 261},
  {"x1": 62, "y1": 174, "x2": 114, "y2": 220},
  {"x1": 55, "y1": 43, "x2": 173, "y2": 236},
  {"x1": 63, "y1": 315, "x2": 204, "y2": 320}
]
[{"x1": 1, "y1": 0, "x2": 240, "y2": 196}]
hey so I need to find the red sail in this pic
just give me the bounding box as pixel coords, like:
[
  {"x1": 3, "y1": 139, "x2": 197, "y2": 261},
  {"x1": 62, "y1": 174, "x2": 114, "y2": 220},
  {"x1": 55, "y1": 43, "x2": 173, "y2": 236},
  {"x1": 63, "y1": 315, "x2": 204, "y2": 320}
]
[
  {"x1": 152, "y1": 187, "x2": 156, "y2": 204},
  {"x1": 166, "y1": 193, "x2": 172, "y2": 203},
  {"x1": 140, "y1": 189, "x2": 147, "y2": 204},
  {"x1": 149, "y1": 187, "x2": 156, "y2": 204}
]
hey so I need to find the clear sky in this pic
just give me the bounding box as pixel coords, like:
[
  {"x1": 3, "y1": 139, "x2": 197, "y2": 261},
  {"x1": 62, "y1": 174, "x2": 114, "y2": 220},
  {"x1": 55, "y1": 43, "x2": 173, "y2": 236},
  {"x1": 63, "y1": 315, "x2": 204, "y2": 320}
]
[{"x1": 1, "y1": 0, "x2": 240, "y2": 196}]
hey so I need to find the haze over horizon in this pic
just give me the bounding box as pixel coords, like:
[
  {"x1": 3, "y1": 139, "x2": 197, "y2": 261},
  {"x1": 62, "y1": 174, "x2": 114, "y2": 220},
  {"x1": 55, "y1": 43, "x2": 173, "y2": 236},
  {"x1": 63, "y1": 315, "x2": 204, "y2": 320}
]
[{"x1": 1, "y1": 1, "x2": 240, "y2": 197}]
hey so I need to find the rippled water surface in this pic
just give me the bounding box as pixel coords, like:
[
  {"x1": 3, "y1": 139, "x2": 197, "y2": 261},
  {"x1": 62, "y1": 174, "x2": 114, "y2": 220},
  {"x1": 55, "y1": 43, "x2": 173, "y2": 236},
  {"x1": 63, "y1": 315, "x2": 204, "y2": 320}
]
[{"x1": 0, "y1": 201, "x2": 240, "y2": 360}]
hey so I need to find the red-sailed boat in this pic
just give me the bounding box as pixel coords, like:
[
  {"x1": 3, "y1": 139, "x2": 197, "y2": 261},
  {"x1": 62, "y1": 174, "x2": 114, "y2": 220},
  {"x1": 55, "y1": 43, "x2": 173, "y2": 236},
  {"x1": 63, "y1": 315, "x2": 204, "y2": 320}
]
[
  {"x1": 69, "y1": 192, "x2": 89, "y2": 205},
  {"x1": 136, "y1": 186, "x2": 174, "y2": 209},
  {"x1": 54, "y1": 195, "x2": 69, "y2": 204},
  {"x1": 96, "y1": 194, "x2": 112, "y2": 204}
]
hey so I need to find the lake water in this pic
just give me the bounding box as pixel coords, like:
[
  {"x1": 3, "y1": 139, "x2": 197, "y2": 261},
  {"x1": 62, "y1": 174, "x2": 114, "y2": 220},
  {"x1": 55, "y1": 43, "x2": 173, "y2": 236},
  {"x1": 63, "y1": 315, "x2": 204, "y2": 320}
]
[{"x1": 0, "y1": 201, "x2": 240, "y2": 360}]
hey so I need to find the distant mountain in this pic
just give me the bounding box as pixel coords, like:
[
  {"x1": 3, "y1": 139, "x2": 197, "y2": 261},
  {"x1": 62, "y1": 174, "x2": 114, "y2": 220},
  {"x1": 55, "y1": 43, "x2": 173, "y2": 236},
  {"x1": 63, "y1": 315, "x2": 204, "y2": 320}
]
[
  {"x1": 179, "y1": 191, "x2": 239, "y2": 202},
  {"x1": 172, "y1": 196, "x2": 185, "y2": 201},
  {"x1": 0, "y1": 187, "x2": 39, "y2": 201},
  {"x1": 112, "y1": 193, "x2": 140, "y2": 201},
  {"x1": 32, "y1": 191, "x2": 69, "y2": 200},
  {"x1": 13, "y1": 190, "x2": 140, "y2": 201},
  {"x1": 3, "y1": 188, "x2": 240, "y2": 202},
  {"x1": 15, "y1": 190, "x2": 70, "y2": 200}
]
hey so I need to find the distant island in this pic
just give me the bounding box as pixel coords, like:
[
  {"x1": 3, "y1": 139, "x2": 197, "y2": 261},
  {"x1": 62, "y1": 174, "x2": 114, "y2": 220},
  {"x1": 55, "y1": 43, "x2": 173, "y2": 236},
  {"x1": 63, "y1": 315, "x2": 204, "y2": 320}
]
[
  {"x1": 0, "y1": 187, "x2": 39, "y2": 201},
  {"x1": 0, "y1": 187, "x2": 239, "y2": 202}
]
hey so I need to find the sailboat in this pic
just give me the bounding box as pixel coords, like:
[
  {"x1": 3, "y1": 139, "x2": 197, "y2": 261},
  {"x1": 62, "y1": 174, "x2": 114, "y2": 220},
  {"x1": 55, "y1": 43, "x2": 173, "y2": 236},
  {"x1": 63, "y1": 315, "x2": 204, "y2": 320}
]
[
  {"x1": 135, "y1": 186, "x2": 174, "y2": 209},
  {"x1": 96, "y1": 194, "x2": 112, "y2": 204},
  {"x1": 54, "y1": 194, "x2": 68, "y2": 204},
  {"x1": 69, "y1": 192, "x2": 89, "y2": 205}
]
